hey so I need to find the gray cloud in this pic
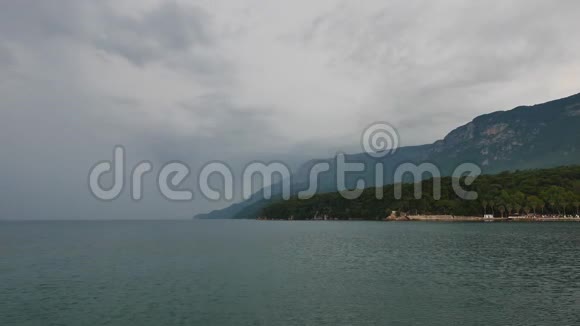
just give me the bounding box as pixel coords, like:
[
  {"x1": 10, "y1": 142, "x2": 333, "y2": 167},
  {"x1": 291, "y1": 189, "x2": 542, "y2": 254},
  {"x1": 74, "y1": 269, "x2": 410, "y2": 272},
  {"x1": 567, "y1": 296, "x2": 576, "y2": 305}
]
[
  {"x1": 292, "y1": 0, "x2": 580, "y2": 144},
  {"x1": 93, "y1": 2, "x2": 212, "y2": 66},
  {"x1": 0, "y1": 44, "x2": 14, "y2": 67},
  {"x1": 0, "y1": 1, "x2": 83, "y2": 41}
]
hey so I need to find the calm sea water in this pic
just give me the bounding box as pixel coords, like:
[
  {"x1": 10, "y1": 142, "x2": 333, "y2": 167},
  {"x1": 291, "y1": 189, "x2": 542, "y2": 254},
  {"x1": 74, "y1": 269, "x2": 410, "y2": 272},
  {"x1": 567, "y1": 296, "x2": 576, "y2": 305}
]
[{"x1": 1, "y1": 220, "x2": 579, "y2": 326}]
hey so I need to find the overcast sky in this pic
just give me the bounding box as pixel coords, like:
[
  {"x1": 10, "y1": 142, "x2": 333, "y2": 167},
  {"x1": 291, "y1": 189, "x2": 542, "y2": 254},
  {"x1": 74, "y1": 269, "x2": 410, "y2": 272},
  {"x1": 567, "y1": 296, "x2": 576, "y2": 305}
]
[{"x1": 1, "y1": 0, "x2": 580, "y2": 219}]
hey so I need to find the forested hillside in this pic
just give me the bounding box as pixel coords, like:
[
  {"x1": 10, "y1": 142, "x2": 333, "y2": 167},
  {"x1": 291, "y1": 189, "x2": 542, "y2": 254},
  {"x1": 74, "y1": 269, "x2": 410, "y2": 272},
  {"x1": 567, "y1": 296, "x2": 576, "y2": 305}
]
[{"x1": 261, "y1": 166, "x2": 580, "y2": 220}]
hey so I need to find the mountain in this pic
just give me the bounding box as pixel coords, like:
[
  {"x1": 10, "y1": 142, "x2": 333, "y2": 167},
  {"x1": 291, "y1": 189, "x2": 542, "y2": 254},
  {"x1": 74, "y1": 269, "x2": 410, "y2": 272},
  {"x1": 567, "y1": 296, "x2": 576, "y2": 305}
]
[
  {"x1": 196, "y1": 92, "x2": 580, "y2": 219},
  {"x1": 429, "y1": 93, "x2": 580, "y2": 171}
]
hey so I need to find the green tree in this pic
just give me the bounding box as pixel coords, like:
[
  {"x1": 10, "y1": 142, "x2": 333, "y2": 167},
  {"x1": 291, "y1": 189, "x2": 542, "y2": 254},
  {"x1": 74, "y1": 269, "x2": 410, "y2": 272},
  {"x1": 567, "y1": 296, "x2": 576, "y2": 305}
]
[
  {"x1": 527, "y1": 195, "x2": 543, "y2": 215},
  {"x1": 481, "y1": 200, "x2": 488, "y2": 215},
  {"x1": 498, "y1": 205, "x2": 506, "y2": 218},
  {"x1": 499, "y1": 191, "x2": 513, "y2": 216},
  {"x1": 523, "y1": 206, "x2": 531, "y2": 215},
  {"x1": 488, "y1": 200, "x2": 496, "y2": 216},
  {"x1": 541, "y1": 186, "x2": 566, "y2": 215},
  {"x1": 512, "y1": 191, "x2": 526, "y2": 215},
  {"x1": 561, "y1": 191, "x2": 577, "y2": 216}
]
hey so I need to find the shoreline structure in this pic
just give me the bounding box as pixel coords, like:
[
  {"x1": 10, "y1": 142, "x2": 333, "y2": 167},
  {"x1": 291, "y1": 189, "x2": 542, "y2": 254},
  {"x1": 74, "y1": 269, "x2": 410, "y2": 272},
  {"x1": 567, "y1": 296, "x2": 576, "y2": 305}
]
[
  {"x1": 403, "y1": 215, "x2": 580, "y2": 222},
  {"x1": 257, "y1": 215, "x2": 580, "y2": 222}
]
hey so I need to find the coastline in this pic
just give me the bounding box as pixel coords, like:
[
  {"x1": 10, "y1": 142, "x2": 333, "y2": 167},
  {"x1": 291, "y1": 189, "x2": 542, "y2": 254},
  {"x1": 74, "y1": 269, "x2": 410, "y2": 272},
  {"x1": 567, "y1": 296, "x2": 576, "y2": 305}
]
[
  {"x1": 406, "y1": 215, "x2": 580, "y2": 222},
  {"x1": 257, "y1": 215, "x2": 580, "y2": 222}
]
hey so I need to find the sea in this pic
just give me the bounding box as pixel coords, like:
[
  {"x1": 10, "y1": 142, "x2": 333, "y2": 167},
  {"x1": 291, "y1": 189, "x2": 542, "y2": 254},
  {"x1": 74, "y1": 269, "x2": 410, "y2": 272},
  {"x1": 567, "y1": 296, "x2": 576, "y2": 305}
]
[{"x1": 1, "y1": 220, "x2": 579, "y2": 326}]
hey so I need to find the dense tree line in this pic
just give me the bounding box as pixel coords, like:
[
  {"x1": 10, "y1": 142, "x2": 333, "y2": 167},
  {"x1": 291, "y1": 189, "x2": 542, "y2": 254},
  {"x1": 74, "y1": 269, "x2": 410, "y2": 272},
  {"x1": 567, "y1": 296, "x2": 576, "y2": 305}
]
[{"x1": 260, "y1": 166, "x2": 580, "y2": 220}]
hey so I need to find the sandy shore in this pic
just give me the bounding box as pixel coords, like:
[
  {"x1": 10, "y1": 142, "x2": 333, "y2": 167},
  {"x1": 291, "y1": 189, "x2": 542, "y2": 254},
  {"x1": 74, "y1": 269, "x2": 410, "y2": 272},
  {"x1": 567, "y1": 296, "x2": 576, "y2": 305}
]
[{"x1": 405, "y1": 215, "x2": 484, "y2": 222}]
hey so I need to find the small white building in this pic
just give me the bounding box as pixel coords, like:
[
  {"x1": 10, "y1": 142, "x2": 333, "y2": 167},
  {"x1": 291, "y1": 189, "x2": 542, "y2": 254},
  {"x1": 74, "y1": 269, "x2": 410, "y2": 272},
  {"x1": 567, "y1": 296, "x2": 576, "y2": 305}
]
[{"x1": 484, "y1": 214, "x2": 494, "y2": 219}]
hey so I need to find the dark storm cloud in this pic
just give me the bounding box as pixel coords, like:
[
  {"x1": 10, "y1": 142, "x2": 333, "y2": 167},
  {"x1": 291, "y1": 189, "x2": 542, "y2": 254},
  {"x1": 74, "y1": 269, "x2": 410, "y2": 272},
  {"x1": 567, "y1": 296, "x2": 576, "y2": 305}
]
[
  {"x1": 0, "y1": 0, "x2": 84, "y2": 41},
  {"x1": 93, "y1": 2, "x2": 213, "y2": 66},
  {"x1": 0, "y1": 0, "x2": 222, "y2": 73}
]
